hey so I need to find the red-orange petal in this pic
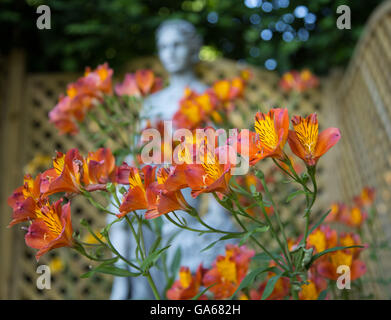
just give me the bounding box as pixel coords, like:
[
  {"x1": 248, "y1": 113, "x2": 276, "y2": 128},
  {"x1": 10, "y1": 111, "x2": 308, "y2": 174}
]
[{"x1": 314, "y1": 127, "x2": 341, "y2": 160}]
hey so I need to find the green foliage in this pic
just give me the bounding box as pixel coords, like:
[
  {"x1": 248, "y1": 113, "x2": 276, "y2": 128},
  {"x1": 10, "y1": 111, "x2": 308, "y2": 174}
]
[{"x1": 1, "y1": 0, "x2": 384, "y2": 74}]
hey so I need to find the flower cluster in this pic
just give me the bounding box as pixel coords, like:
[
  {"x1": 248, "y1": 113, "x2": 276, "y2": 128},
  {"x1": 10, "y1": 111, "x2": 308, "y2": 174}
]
[
  {"x1": 307, "y1": 226, "x2": 367, "y2": 282},
  {"x1": 49, "y1": 63, "x2": 113, "y2": 135},
  {"x1": 279, "y1": 69, "x2": 319, "y2": 93},
  {"x1": 8, "y1": 148, "x2": 116, "y2": 260},
  {"x1": 167, "y1": 244, "x2": 255, "y2": 300},
  {"x1": 327, "y1": 187, "x2": 375, "y2": 228},
  {"x1": 173, "y1": 71, "x2": 251, "y2": 130},
  {"x1": 244, "y1": 225, "x2": 366, "y2": 300},
  {"x1": 231, "y1": 108, "x2": 341, "y2": 167}
]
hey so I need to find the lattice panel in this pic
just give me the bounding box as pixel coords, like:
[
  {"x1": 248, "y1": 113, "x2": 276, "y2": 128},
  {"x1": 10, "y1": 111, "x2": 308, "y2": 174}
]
[{"x1": 330, "y1": 0, "x2": 391, "y2": 299}]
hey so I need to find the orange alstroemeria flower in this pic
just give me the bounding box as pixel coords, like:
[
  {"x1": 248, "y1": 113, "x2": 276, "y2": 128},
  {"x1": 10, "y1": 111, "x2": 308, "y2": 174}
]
[
  {"x1": 184, "y1": 144, "x2": 237, "y2": 198},
  {"x1": 49, "y1": 95, "x2": 80, "y2": 135},
  {"x1": 41, "y1": 149, "x2": 86, "y2": 196},
  {"x1": 250, "y1": 266, "x2": 290, "y2": 300},
  {"x1": 288, "y1": 113, "x2": 341, "y2": 167},
  {"x1": 8, "y1": 174, "x2": 45, "y2": 227},
  {"x1": 340, "y1": 206, "x2": 368, "y2": 228},
  {"x1": 311, "y1": 230, "x2": 366, "y2": 282},
  {"x1": 316, "y1": 250, "x2": 366, "y2": 281},
  {"x1": 115, "y1": 70, "x2": 162, "y2": 97},
  {"x1": 339, "y1": 232, "x2": 365, "y2": 258},
  {"x1": 211, "y1": 74, "x2": 247, "y2": 104},
  {"x1": 233, "y1": 108, "x2": 289, "y2": 165},
  {"x1": 279, "y1": 69, "x2": 319, "y2": 93},
  {"x1": 145, "y1": 167, "x2": 190, "y2": 219},
  {"x1": 167, "y1": 265, "x2": 207, "y2": 300},
  {"x1": 83, "y1": 62, "x2": 113, "y2": 95},
  {"x1": 307, "y1": 225, "x2": 338, "y2": 255},
  {"x1": 86, "y1": 148, "x2": 116, "y2": 185},
  {"x1": 118, "y1": 166, "x2": 155, "y2": 218},
  {"x1": 173, "y1": 89, "x2": 217, "y2": 130},
  {"x1": 25, "y1": 199, "x2": 74, "y2": 261},
  {"x1": 299, "y1": 280, "x2": 323, "y2": 300},
  {"x1": 50, "y1": 63, "x2": 113, "y2": 135},
  {"x1": 354, "y1": 187, "x2": 376, "y2": 208},
  {"x1": 203, "y1": 244, "x2": 255, "y2": 299},
  {"x1": 41, "y1": 148, "x2": 115, "y2": 196},
  {"x1": 325, "y1": 202, "x2": 346, "y2": 223}
]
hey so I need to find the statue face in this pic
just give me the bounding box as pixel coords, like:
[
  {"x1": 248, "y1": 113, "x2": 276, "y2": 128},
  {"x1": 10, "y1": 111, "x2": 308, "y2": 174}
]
[{"x1": 157, "y1": 27, "x2": 193, "y2": 74}]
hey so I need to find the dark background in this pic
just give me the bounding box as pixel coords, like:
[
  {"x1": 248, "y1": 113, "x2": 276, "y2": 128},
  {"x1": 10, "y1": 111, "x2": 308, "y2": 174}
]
[{"x1": 1, "y1": 0, "x2": 384, "y2": 74}]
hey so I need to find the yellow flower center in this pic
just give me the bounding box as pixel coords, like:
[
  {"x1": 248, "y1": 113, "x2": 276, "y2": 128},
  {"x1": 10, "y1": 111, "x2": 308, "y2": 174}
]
[
  {"x1": 217, "y1": 251, "x2": 237, "y2": 284},
  {"x1": 67, "y1": 86, "x2": 77, "y2": 98},
  {"x1": 293, "y1": 117, "x2": 318, "y2": 155},
  {"x1": 301, "y1": 281, "x2": 318, "y2": 300},
  {"x1": 284, "y1": 73, "x2": 295, "y2": 84},
  {"x1": 330, "y1": 251, "x2": 353, "y2": 269},
  {"x1": 196, "y1": 94, "x2": 213, "y2": 113},
  {"x1": 340, "y1": 234, "x2": 354, "y2": 248},
  {"x1": 301, "y1": 70, "x2": 312, "y2": 81},
  {"x1": 97, "y1": 68, "x2": 109, "y2": 81},
  {"x1": 350, "y1": 207, "x2": 362, "y2": 226},
  {"x1": 157, "y1": 168, "x2": 169, "y2": 185},
  {"x1": 254, "y1": 113, "x2": 278, "y2": 152},
  {"x1": 53, "y1": 154, "x2": 65, "y2": 176},
  {"x1": 308, "y1": 229, "x2": 326, "y2": 253},
  {"x1": 201, "y1": 147, "x2": 222, "y2": 183},
  {"x1": 128, "y1": 170, "x2": 144, "y2": 191},
  {"x1": 179, "y1": 269, "x2": 192, "y2": 289},
  {"x1": 35, "y1": 204, "x2": 63, "y2": 236},
  {"x1": 181, "y1": 100, "x2": 202, "y2": 123},
  {"x1": 22, "y1": 175, "x2": 35, "y2": 199}
]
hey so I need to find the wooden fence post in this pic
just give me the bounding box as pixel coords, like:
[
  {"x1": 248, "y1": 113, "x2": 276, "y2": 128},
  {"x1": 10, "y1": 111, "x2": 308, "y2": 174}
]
[{"x1": 0, "y1": 49, "x2": 27, "y2": 299}]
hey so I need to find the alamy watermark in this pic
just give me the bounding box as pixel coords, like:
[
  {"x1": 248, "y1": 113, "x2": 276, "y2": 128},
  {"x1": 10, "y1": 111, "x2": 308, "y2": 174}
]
[
  {"x1": 336, "y1": 5, "x2": 351, "y2": 30},
  {"x1": 36, "y1": 265, "x2": 51, "y2": 290},
  {"x1": 336, "y1": 265, "x2": 351, "y2": 290},
  {"x1": 140, "y1": 121, "x2": 250, "y2": 175},
  {"x1": 36, "y1": 5, "x2": 51, "y2": 30}
]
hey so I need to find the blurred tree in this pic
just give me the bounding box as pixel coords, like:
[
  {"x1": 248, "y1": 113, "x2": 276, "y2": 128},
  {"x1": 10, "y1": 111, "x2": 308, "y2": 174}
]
[{"x1": 0, "y1": 0, "x2": 384, "y2": 74}]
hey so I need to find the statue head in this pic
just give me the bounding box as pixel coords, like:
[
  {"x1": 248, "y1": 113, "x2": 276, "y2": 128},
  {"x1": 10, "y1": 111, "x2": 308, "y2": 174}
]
[{"x1": 156, "y1": 19, "x2": 202, "y2": 74}]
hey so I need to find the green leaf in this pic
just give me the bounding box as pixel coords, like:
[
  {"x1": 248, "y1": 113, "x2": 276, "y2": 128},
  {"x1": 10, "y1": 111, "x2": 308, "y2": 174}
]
[
  {"x1": 140, "y1": 245, "x2": 171, "y2": 272},
  {"x1": 286, "y1": 190, "x2": 307, "y2": 203},
  {"x1": 81, "y1": 263, "x2": 141, "y2": 279},
  {"x1": 230, "y1": 266, "x2": 280, "y2": 299},
  {"x1": 308, "y1": 210, "x2": 331, "y2": 236},
  {"x1": 262, "y1": 274, "x2": 282, "y2": 300},
  {"x1": 239, "y1": 226, "x2": 269, "y2": 246},
  {"x1": 253, "y1": 252, "x2": 281, "y2": 262},
  {"x1": 170, "y1": 247, "x2": 182, "y2": 276},
  {"x1": 150, "y1": 236, "x2": 162, "y2": 254},
  {"x1": 200, "y1": 240, "x2": 220, "y2": 252},
  {"x1": 201, "y1": 233, "x2": 243, "y2": 253},
  {"x1": 191, "y1": 284, "x2": 216, "y2": 300}
]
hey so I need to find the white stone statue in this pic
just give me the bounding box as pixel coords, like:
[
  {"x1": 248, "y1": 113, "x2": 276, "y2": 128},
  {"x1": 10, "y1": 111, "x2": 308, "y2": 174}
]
[{"x1": 108, "y1": 19, "x2": 238, "y2": 300}]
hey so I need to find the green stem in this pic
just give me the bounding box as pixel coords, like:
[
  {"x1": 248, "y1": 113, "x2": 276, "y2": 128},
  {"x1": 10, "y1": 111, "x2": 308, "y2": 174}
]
[
  {"x1": 258, "y1": 176, "x2": 293, "y2": 270},
  {"x1": 303, "y1": 166, "x2": 317, "y2": 246},
  {"x1": 213, "y1": 193, "x2": 288, "y2": 271},
  {"x1": 133, "y1": 213, "x2": 161, "y2": 300}
]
